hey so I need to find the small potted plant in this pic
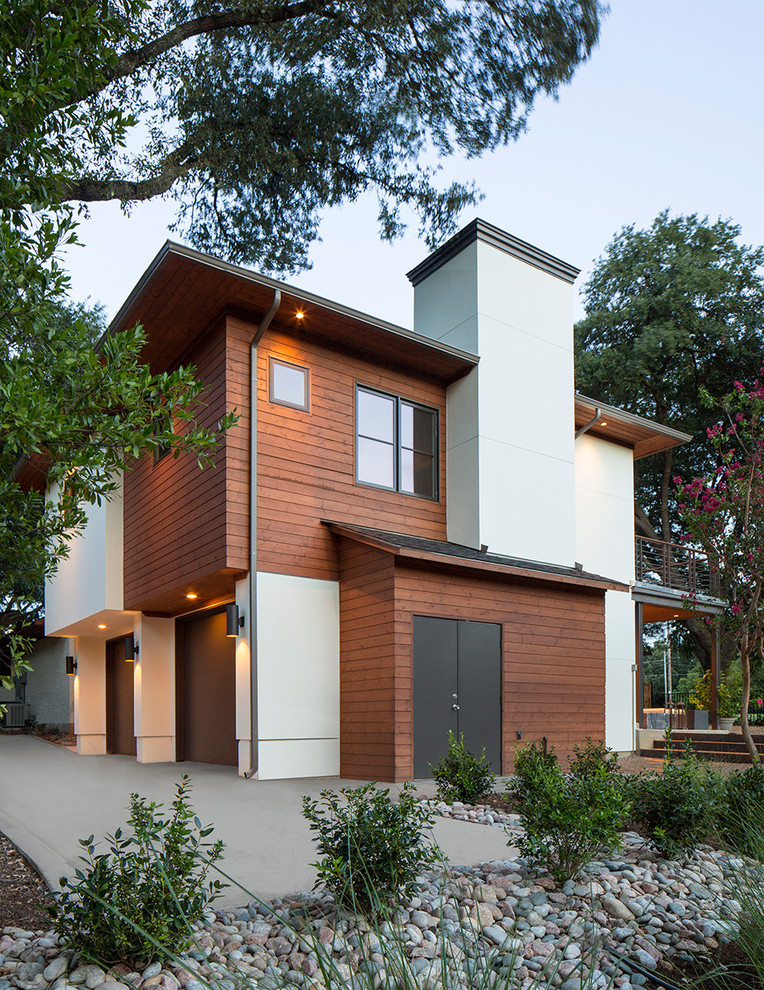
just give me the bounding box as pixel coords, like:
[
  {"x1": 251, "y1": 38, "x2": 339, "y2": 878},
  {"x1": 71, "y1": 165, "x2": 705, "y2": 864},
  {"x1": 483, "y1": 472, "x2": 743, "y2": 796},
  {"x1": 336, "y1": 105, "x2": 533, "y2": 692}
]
[{"x1": 717, "y1": 681, "x2": 738, "y2": 732}]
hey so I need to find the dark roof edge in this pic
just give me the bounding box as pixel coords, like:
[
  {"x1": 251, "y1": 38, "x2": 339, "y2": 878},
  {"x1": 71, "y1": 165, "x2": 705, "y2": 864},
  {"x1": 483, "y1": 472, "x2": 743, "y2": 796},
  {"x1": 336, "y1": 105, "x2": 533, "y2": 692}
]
[
  {"x1": 407, "y1": 219, "x2": 580, "y2": 287},
  {"x1": 105, "y1": 241, "x2": 479, "y2": 369},
  {"x1": 575, "y1": 393, "x2": 693, "y2": 444},
  {"x1": 324, "y1": 521, "x2": 627, "y2": 592}
]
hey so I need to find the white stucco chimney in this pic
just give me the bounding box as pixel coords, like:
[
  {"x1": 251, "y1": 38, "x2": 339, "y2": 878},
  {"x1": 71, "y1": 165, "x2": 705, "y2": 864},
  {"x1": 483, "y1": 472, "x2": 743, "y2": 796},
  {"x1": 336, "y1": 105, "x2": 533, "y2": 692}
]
[{"x1": 408, "y1": 219, "x2": 579, "y2": 567}]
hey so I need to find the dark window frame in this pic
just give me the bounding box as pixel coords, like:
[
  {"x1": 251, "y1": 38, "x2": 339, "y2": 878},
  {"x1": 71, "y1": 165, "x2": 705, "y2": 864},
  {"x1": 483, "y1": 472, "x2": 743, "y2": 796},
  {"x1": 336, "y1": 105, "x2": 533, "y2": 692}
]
[
  {"x1": 269, "y1": 356, "x2": 310, "y2": 412},
  {"x1": 354, "y1": 384, "x2": 439, "y2": 501}
]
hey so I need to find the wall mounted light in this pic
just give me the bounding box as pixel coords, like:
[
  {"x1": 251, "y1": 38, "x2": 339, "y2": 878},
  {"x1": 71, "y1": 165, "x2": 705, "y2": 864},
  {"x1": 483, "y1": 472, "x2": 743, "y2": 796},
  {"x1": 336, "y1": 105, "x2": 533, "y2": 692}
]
[
  {"x1": 226, "y1": 602, "x2": 245, "y2": 637},
  {"x1": 65, "y1": 656, "x2": 77, "y2": 676},
  {"x1": 125, "y1": 638, "x2": 139, "y2": 662}
]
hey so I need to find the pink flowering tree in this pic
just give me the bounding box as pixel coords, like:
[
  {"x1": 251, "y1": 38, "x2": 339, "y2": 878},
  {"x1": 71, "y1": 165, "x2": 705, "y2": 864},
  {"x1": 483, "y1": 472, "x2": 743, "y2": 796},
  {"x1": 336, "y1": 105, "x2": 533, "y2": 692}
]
[{"x1": 675, "y1": 371, "x2": 764, "y2": 765}]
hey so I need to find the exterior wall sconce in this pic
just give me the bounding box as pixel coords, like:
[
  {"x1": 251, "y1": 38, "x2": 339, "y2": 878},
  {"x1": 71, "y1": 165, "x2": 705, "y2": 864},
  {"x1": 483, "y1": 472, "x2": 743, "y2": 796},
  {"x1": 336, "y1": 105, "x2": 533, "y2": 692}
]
[
  {"x1": 226, "y1": 603, "x2": 244, "y2": 637},
  {"x1": 65, "y1": 656, "x2": 77, "y2": 676},
  {"x1": 125, "y1": 638, "x2": 139, "y2": 662}
]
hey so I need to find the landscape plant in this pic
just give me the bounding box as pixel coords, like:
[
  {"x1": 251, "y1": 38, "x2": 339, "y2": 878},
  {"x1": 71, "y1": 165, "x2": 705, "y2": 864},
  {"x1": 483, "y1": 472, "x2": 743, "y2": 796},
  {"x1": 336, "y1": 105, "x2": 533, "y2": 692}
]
[
  {"x1": 569, "y1": 737, "x2": 621, "y2": 779},
  {"x1": 715, "y1": 767, "x2": 764, "y2": 858},
  {"x1": 676, "y1": 370, "x2": 764, "y2": 764},
  {"x1": 48, "y1": 776, "x2": 225, "y2": 964},
  {"x1": 511, "y1": 742, "x2": 630, "y2": 883},
  {"x1": 630, "y1": 753, "x2": 720, "y2": 859},
  {"x1": 430, "y1": 730, "x2": 496, "y2": 804},
  {"x1": 302, "y1": 782, "x2": 438, "y2": 914}
]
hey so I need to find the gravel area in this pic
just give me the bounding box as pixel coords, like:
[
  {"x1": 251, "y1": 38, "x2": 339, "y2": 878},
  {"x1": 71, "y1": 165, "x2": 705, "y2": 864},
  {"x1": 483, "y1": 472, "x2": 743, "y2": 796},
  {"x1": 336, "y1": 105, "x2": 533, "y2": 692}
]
[{"x1": 0, "y1": 821, "x2": 746, "y2": 990}]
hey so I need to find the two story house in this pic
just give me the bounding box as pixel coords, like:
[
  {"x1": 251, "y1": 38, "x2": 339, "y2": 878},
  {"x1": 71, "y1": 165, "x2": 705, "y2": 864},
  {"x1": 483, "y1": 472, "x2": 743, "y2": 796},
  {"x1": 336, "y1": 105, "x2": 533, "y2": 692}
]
[{"x1": 43, "y1": 219, "x2": 697, "y2": 780}]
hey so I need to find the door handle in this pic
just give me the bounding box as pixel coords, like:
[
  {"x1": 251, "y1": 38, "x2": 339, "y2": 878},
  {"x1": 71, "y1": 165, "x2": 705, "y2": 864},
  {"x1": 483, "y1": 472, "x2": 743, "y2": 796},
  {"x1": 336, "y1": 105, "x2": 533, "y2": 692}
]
[{"x1": 452, "y1": 704, "x2": 460, "y2": 711}]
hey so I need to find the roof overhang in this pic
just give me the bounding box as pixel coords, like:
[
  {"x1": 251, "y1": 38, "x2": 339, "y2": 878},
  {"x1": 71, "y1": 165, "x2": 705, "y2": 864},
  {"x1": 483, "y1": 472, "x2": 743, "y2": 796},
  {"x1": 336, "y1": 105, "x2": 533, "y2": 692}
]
[
  {"x1": 575, "y1": 394, "x2": 692, "y2": 459},
  {"x1": 632, "y1": 582, "x2": 725, "y2": 621},
  {"x1": 325, "y1": 521, "x2": 627, "y2": 592},
  {"x1": 104, "y1": 241, "x2": 479, "y2": 384}
]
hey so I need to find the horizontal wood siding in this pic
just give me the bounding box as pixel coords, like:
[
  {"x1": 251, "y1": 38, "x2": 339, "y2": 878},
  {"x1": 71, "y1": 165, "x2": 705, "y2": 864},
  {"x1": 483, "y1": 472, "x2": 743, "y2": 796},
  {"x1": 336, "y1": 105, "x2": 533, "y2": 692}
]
[
  {"x1": 123, "y1": 316, "x2": 249, "y2": 613},
  {"x1": 392, "y1": 562, "x2": 606, "y2": 778},
  {"x1": 337, "y1": 541, "x2": 397, "y2": 780},
  {"x1": 256, "y1": 327, "x2": 447, "y2": 581}
]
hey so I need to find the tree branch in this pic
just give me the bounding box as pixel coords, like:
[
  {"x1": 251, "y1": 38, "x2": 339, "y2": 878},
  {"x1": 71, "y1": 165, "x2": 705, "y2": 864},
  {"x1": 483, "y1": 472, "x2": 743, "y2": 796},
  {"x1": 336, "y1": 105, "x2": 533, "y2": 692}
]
[{"x1": 61, "y1": 141, "x2": 197, "y2": 203}]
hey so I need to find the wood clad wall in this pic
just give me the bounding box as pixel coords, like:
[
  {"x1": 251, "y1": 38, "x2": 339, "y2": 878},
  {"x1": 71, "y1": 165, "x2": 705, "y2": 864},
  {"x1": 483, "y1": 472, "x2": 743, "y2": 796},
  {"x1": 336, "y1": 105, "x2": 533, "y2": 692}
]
[
  {"x1": 393, "y1": 561, "x2": 606, "y2": 778},
  {"x1": 256, "y1": 326, "x2": 448, "y2": 581},
  {"x1": 123, "y1": 316, "x2": 249, "y2": 612},
  {"x1": 337, "y1": 541, "x2": 397, "y2": 780},
  {"x1": 336, "y1": 538, "x2": 606, "y2": 782}
]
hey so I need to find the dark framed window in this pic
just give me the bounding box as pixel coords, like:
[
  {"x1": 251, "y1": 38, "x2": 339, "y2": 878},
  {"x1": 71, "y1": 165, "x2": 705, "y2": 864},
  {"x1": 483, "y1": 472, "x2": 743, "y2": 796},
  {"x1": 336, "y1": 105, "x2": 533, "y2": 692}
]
[
  {"x1": 355, "y1": 385, "x2": 438, "y2": 499},
  {"x1": 269, "y1": 357, "x2": 309, "y2": 411}
]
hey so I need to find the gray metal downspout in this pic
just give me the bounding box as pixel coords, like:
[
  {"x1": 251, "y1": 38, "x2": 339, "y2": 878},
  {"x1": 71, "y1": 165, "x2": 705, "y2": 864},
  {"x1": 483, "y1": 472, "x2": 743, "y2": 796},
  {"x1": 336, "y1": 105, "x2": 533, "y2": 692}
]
[
  {"x1": 244, "y1": 289, "x2": 282, "y2": 778},
  {"x1": 575, "y1": 408, "x2": 601, "y2": 439}
]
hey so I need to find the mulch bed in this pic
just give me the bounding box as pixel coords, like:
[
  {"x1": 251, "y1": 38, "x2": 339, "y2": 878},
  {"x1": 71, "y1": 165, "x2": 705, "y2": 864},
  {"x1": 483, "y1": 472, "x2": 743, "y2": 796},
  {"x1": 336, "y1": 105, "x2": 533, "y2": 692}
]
[{"x1": 0, "y1": 832, "x2": 52, "y2": 931}]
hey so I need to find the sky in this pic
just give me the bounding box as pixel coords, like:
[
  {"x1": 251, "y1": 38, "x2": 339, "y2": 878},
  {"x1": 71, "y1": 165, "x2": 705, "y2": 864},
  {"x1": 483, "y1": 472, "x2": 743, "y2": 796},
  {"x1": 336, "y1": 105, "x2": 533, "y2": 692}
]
[{"x1": 63, "y1": 0, "x2": 764, "y2": 329}]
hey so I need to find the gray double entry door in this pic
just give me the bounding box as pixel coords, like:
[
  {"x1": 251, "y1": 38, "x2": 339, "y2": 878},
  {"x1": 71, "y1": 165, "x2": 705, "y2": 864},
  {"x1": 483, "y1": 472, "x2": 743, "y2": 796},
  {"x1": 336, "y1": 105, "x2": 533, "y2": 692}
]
[{"x1": 413, "y1": 616, "x2": 502, "y2": 778}]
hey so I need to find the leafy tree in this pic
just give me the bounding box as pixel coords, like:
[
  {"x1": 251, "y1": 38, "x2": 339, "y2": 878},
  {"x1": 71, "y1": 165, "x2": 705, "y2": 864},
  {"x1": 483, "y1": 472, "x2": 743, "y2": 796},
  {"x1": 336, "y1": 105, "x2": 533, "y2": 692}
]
[
  {"x1": 1, "y1": 0, "x2": 606, "y2": 684},
  {"x1": 575, "y1": 211, "x2": 764, "y2": 544},
  {"x1": 6, "y1": 0, "x2": 606, "y2": 273},
  {"x1": 676, "y1": 372, "x2": 764, "y2": 765}
]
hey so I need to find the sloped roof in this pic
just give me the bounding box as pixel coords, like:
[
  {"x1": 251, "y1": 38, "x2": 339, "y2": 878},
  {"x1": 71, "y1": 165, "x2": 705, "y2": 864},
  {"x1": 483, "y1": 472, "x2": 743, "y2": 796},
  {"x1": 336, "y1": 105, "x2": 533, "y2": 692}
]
[{"x1": 324, "y1": 521, "x2": 627, "y2": 592}]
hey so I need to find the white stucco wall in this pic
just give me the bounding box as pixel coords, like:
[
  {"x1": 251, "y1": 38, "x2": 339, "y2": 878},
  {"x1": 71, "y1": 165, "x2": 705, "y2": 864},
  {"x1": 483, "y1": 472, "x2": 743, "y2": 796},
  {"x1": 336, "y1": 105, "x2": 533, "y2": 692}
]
[
  {"x1": 255, "y1": 572, "x2": 340, "y2": 779},
  {"x1": 575, "y1": 435, "x2": 636, "y2": 751},
  {"x1": 73, "y1": 637, "x2": 106, "y2": 754},
  {"x1": 133, "y1": 615, "x2": 174, "y2": 763},
  {"x1": 414, "y1": 237, "x2": 577, "y2": 566},
  {"x1": 45, "y1": 477, "x2": 124, "y2": 636}
]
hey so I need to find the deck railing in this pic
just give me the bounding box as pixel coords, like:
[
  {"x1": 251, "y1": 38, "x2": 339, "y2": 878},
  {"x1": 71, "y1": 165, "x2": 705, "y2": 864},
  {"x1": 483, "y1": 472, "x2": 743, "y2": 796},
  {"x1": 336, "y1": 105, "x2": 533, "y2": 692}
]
[{"x1": 635, "y1": 535, "x2": 719, "y2": 596}]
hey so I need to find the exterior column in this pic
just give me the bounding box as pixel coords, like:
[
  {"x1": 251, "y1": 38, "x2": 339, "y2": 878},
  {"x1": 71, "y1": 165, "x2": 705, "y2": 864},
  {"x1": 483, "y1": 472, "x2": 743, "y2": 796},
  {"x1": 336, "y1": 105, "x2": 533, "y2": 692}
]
[
  {"x1": 710, "y1": 626, "x2": 719, "y2": 729},
  {"x1": 133, "y1": 615, "x2": 176, "y2": 762},
  {"x1": 74, "y1": 637, "x2": 107, "y2": 755},
  {"x1": 635, "y1": 603, "x2": 644, "y2": 729}
]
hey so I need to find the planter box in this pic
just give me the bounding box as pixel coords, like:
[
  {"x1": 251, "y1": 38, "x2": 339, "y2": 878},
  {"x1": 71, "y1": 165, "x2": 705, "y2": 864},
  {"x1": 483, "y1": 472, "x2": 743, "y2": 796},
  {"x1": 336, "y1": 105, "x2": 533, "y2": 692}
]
[{"x1": 689, "y1": 709, "x2": 709, "y2": 730}]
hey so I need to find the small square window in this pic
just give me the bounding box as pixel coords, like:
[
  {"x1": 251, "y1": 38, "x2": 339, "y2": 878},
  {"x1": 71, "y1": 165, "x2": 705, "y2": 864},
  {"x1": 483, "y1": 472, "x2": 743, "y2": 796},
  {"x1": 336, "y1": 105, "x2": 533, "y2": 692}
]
[{"x1": 269, "y1": 358, "x2": 309, "y2": 411}]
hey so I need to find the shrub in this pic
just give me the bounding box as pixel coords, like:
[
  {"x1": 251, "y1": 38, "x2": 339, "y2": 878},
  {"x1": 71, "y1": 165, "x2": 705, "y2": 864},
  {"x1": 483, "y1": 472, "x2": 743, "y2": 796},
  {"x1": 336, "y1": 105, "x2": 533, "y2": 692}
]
[
  {"x1": 512, "y1": 743, "x2": 630, "y2": 883},
  {"x1": 48, "y1": 776, "x2": 225, "y2": 964},
  {"x1": 302, "y1": 782, "x2": 438, "y2": 913},
  {"x1": 430, "y1": 730, "x2": 496, "y2": 804},
  {"x1": 570, "y1": 737, "x2": 621, "y2": 779},
  {"x1": 630, "y1": 754, "x2": 721, "y2": 858},
  {"x1": 716, "y1": 766, "x2": 764, "y2": 856}
]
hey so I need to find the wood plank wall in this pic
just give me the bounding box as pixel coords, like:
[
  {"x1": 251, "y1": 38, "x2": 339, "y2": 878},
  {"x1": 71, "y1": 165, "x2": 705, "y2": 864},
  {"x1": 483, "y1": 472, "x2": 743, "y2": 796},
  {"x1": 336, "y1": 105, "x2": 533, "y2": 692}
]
[
  {"x1": 337, "y1": 541, "x2": 397, "y2": 780},
  {"x1": 123, "y1": 316, "x2": 249, "y2": 612},
  {"x1": 255, "y1": 325, "x2": 448, "y2": 581},
  {"x1": 336, "y1": 541, "x2": 607, "y2": 781}
]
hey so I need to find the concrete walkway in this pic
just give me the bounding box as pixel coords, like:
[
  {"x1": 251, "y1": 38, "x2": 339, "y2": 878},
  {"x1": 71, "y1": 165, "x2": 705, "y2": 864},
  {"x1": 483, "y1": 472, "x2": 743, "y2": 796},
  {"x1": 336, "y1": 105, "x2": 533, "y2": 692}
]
[{"x1": 0, "y1": 736, "x2": 516, "y2": 907}]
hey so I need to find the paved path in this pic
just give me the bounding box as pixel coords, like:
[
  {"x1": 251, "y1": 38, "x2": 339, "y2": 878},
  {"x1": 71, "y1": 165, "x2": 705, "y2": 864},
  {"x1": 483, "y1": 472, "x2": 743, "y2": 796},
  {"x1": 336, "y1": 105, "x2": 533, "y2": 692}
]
[{"x1": 0, "y1": 736, "x2": 516, "y2": 906}]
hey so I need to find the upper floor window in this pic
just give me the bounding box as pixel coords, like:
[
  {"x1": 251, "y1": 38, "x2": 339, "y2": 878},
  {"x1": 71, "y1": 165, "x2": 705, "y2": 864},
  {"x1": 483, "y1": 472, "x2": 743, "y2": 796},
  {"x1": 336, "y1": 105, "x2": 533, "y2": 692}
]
[
  {"x1": 355, "y1": 386, "x2": 438, "y2": 499},
  {"x1": 269, "y1": 357, "x2": 309, "y2": 411}
]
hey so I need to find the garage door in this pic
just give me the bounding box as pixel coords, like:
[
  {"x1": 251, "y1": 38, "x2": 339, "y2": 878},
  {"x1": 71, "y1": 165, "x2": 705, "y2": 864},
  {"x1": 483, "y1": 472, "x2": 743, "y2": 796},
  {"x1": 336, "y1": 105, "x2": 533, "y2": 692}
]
[
  {"x1": 413, "y1": 616, "x2": 501, "y2": 778},
  {"x1": 177, "y1": 609, "x2": 238, "y2": 766},
  {"x1": 106, "y1": 636, "x2": 136, "y2": 756}
]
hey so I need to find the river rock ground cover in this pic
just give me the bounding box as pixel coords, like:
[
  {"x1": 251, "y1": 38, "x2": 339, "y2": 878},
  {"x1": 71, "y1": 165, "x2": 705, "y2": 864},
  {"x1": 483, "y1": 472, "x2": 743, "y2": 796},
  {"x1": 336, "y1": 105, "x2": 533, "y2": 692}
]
[{"x1": 0, "y1": 795, "x2": 750, "y2": 990}]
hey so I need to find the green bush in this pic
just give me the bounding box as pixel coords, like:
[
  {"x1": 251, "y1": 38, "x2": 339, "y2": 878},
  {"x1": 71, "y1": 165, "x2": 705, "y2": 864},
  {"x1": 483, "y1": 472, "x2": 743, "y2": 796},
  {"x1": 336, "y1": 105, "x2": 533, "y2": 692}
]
[
  {"x1": 430, "y1": 730, "x2": 496, "y2": 804},
  {"x1": 302, "y1": 782, "x2": 438, "y2": 913},
  {"x1": 512, "y1": 743, "x2": 630, "y2": 883},
  {"x1": 48, "y1": 776, "x2": 225, "y2": 964},
  {"x1": 570, "y1": 737, "x2": 621, "y2": 779},
  {"x1": 716, "y1": 766, "x2": 764, "y2": 857},
  {"x1": 630, "y1": 755, "x2": 720, "y2": 859}
]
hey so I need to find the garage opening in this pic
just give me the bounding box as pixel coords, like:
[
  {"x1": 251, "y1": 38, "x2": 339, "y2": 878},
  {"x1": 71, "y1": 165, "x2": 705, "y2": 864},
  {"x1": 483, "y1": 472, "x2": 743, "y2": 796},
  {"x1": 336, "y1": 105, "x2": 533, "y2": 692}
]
[
  {"x1": 106, "y1": 636, "x2": 136, "y2": 756},
  {"x1": 176, "y1": 607, "x2": 238, "y2": 766}
]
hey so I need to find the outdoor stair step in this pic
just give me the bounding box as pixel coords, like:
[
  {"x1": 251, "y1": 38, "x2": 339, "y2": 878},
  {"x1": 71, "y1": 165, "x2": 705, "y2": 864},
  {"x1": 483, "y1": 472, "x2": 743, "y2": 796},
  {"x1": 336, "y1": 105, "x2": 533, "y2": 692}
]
[{"x1": 639, "y1": 746, "x2": 754, "y2": 764}]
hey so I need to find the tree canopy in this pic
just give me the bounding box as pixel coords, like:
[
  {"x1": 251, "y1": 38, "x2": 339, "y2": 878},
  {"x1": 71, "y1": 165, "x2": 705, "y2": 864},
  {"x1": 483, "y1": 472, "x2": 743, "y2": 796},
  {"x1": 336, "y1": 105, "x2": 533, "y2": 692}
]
[
  {"x1": 6, "y1": 0, "x2": 606, "y2": 273},
  {"x1": 575, "y1": 211, "x2": 764, "y2": 542}
]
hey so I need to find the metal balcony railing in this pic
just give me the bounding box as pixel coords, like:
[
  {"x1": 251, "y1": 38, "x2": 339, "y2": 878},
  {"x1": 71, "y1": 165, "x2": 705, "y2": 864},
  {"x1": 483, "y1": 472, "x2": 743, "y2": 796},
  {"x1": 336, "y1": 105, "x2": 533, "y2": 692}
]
[{"x1": 635, "y1": 535, "x2": 719, "y2": 596}]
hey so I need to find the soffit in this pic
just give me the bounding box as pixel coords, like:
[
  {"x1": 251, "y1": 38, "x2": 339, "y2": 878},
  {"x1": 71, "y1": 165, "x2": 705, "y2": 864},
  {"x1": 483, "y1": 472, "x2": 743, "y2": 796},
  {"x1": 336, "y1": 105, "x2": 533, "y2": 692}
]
[
  {"x1": 105, "y1": 243, "x2": 479, "y2": 384},
  {"x1": 575, "y1": 394, "x2": 692, "y2": 460}
]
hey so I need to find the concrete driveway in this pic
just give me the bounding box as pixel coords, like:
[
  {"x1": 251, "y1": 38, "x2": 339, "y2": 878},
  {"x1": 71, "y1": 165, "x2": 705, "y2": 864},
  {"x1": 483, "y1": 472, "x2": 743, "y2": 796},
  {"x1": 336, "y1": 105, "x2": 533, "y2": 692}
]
[{"x1": 0, "y1": 736, "x2": 516, "y2": 906}]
